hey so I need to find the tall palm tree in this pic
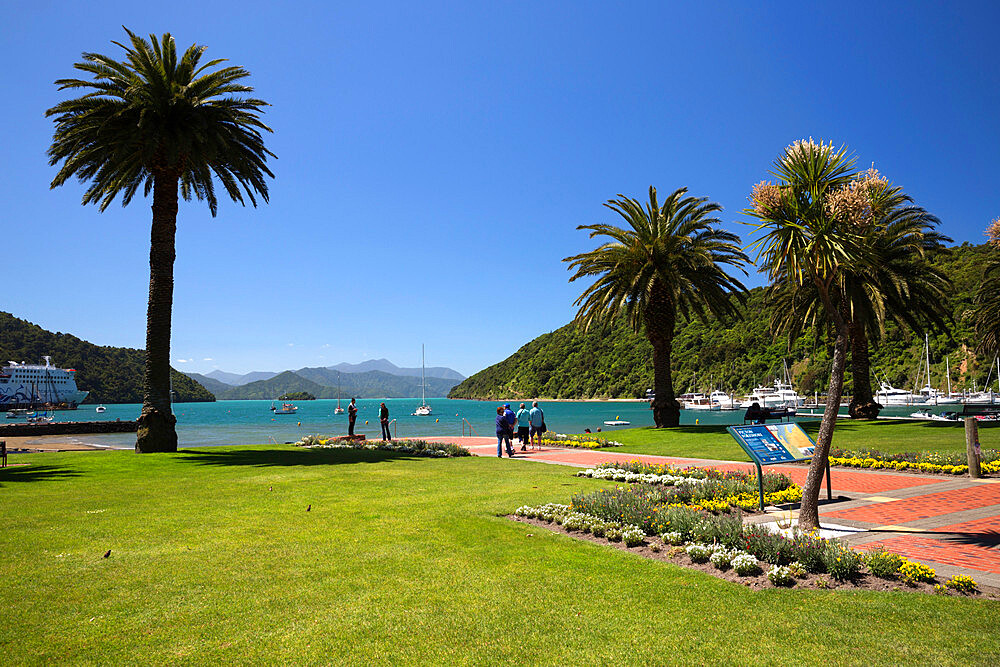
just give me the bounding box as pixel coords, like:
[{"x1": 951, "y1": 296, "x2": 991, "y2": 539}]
[
  {"x1": 748, "y1": 139, "x2": 862, "y2": 529},
  {"x1": 768, "y1": 179, "x2": 951, "y2": 420},
  {"x1": 46, "y1": 29, "x2": 275, "y2": 453},
  {"x1": 564, "y1": 186, "x2": 748, "y2": 427}
]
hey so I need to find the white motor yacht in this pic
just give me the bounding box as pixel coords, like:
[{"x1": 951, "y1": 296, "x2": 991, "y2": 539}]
[{"x1": 875, "y1": 381, "x2": 924, "y2": 406}]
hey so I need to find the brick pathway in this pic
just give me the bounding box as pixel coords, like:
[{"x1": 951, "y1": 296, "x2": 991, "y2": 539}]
[{"x1": 427, "y1": 436, "x2": 1000, "y2": 586}]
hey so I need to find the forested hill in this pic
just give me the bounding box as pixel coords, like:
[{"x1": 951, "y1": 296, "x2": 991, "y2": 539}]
[
  {"x1": 449, "y1": 242, "x2": 994, "y2": 400},
  {"x1": 0, "y1": 313, "x2": 215, "y2": 404}
]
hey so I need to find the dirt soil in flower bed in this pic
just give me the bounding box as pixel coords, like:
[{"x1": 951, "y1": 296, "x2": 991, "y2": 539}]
[{"x1": 508, "y1": 515, "x2": 1000, "y2": 600}]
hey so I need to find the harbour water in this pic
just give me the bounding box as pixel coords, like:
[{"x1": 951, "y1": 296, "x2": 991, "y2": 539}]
[{"x1": 17, "y1": 398, "x2": 949, "y2": 449}]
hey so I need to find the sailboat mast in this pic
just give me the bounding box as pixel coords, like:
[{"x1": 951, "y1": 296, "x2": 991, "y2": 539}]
[
  {"x1": 925, "y1": 333, "x2": 932, "y2": 389},
  {"x1": 946, "y1": 356, "x2": 951, "y2": 396},
  {"x1": 421, "y1": 344, "x2": 426, "y2": 405}
]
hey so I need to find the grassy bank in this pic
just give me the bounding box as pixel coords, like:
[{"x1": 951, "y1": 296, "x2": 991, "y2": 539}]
[
  {"x1": 608, "y1": 420, "x2": 1000, "y2": 461},
  {"x1": 2, "y1": 446, "x2": 999, "y2": 664}
]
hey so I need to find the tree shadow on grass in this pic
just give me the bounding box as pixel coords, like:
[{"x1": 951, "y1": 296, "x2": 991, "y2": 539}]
[
  {"x1": 177, "y1": 447, "x2": 426, "y2": 468},
  {"x1": 0, "y1": 464, "x2": 81, "y2": 488}
]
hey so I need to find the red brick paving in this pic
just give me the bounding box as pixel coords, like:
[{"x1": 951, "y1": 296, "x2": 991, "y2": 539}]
[
  {"x1": 826, "y1": 484, "x2": 1000, "y2": 525},
  {"x1": 933, "y1": 515, "x2": 1000, "y2": 534},
  {"x1": 702, "y1": 463, "x2": 945, "y2": 494},
  {"x1": 857, "y1": 536, "x2": 1000, "y2": 574}
]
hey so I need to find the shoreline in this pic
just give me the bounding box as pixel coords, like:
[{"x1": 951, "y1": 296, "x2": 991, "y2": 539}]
[{"x1": 1, "y1": 434, "x2": 113, "y2": 452}]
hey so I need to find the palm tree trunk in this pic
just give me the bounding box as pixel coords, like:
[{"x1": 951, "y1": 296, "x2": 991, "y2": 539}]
[
  {"x1": 649, "y1": 336, "x2": 680, "y2": 427},
  {"x1": 135, "y1": 174, "x2": 179, "y2": 453},
  {"x1": 848, "y1": 325, "x2": 881, "y2": 419},
  {"x1": 645, "y1": 288, "x2": 680, "y2": 428},
  {"x1": 799, "y1": 318, "x2": 849, "y2": 530}
]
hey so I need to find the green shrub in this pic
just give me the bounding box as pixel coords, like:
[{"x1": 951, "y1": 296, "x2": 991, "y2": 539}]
[
  {"x1": 741, "y1": 524, "x2": 796, "y2": 565},
  {"x1": 690, "y1": 512, "x2": 744, "y2": 549},
  {"x1": 824, "y1": 544, "x2": 863, "y2": 581},
  {"x1": 789, "y1": 531, "x2": 828, "y2": 573},
  {"x1": 685, "y1": 543, "x2": 712, "y2": 563},
  {"x1": 767, "y1": 565, "x2": 795, "y2": 586},
  {"x1": 866, "y1": 547, "x2": 904, "y2": 579}
]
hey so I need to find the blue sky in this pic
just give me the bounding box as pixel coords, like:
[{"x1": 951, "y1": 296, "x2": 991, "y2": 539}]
[{"x1": 3, "y1": 1, "x2": 998, "y2": 377}]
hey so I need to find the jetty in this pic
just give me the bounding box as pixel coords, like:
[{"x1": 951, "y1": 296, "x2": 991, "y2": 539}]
[{"x1": 0, "y1": 419, "x2": 138, "y2": 437}]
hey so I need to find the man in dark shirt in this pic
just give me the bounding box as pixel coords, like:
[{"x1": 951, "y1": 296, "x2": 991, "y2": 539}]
[{"x1": 347, "y1": 398, "x2": 358, "y2": 437}]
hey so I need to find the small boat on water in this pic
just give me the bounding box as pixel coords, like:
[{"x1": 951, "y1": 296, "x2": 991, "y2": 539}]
[
  {"x1": 909, "y1": 409, "x2": 959, "y2": 422},
  {"x1": 412, "y1": 344, "x2": 433, "y2": 416},
  {"x1": 334, "y1": 372, "x2": 345, "y2": 415},
  {"x1": 709, "y1": 390, "x2": 738, "y2": 410},
  {"x1": 875, "y1": 379, "x2": 923, "y2": 406},
  {"x1": 27, "y1": 412, "x2": 54, "y2": 424},
  {"x1": 96, "y1": 405, "x2": 107, "y2": 413},
  {"x1": 678, "y1": 392, "x2": 718, "y2": 410},
  {"x1": 603, "y1": 420, "x2": 630, "y2": 426},
  {"x1": 273, "y1": 403, "x2": 297, "y2": 415}
]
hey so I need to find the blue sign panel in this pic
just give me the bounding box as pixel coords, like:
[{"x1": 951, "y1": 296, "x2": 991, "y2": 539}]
[{"x1": 727, "y1": 423, "x2": 816, "y2": 466}]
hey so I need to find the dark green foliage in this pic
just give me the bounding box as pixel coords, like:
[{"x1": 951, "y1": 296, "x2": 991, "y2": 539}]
[
  {"x1": 451, "y1": 243, "x2": 996, "y2": 399},
  {"x1": 0, "y1": 312, "x2": 213, "y2": 404},
  {"x1": 278, "y1": 392, "x2": 315, "y2": 400}
]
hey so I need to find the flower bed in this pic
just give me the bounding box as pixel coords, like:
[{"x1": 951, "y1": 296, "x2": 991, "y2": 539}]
[
  {"x1": 510, "y1": 502, "x2": 995, "y2": 597},
  {"x1": 295, "y1": 435, "x2": 470, "y2": 458},
  {"x1": 829, "y1": 447, "x2": 1000, "y2": 475},
  {"x1": 575, "y1": 463, "x2": 801, "y2": 513},
  {"x1": 542, "y1": 434, "x2": 623, "y2": 449}
]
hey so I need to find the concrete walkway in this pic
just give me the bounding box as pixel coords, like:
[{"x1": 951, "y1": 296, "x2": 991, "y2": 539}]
[{"x1": 429, "y1": 436, "x2": 1000, "y2": 587}]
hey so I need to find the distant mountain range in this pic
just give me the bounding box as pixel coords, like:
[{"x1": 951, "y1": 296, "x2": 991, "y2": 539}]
[
  {"x1": 202, "y1": 358, "x2": 464, "y2": 386},
  {"x1": 185, "y1": 359, "x2": 465, "y2": 399}
]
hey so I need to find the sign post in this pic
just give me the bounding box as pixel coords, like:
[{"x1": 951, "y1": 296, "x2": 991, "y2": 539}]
[{"x1": 727, "y1": 423, "x2": 820, "y2": 511}]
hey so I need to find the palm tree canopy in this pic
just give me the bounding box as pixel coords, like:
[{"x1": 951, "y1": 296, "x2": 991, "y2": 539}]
[
  {"x1": 564, "y1": 186, "x2": 749, "y2": 332},
  {"x1": 46, "y1": 28, "x2": 275, "y2": 214},
  {"x1": 768, "y1": 175, "x2": 952, "y2": 344}
]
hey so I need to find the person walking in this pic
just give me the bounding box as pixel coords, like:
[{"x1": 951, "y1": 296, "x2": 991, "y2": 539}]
[
  {"x1": 379, "y1": 402, "x2": 392, "y2": 441},
  {"x1": 528, "y1": 401, "x2": 545, "y2": 450},
  {"x1": 347, "y1": 398, "x2": 358, "y2": 437},
  {"x1": 495, "y1": 405, "x2": 515, "y2": 458},
  {"x1": 515, "y1": 402, "x2": 531, "y2": 450}
]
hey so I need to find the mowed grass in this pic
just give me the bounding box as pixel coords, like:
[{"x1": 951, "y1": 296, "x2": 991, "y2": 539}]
[
  {"x1": 609, "y1": 420, "x2": 1000, "y2": 461},
  {"x1": 2, "y1": 446, "x2": 999, "y2": 665}
]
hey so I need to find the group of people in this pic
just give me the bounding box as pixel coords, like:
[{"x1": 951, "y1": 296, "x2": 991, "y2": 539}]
[{"x1": 495, "y1": 401, "x2": 545, "y2": 457}]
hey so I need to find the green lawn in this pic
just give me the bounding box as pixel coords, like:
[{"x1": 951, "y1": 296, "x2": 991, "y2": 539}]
[
  {"x1": 2, "y1": 446, "x2": 998, "y2": 665},
  {"x1": 609, "y1": 420, "x2": 1000, "y2": 461}
]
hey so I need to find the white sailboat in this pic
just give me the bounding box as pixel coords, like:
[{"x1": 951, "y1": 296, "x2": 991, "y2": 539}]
[
  {"x1": 334, "y1": 371, "x2": 345, "y2": 414},
  {"x1": 413, "y1": 344, "x2": 432, "y2": 416},
  {"x1": 915, "y1": 335, "x2": 960, "y2": 405}
]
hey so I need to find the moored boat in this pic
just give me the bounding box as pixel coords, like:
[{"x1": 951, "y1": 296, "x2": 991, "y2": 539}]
[{"x1": 0, "y1": 357, "x2": 88, "y2": 410}]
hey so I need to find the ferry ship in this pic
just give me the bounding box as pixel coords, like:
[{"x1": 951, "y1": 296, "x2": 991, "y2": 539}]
[{"x1": 0, "y1": 357, "x2": 88, "y2": 410}]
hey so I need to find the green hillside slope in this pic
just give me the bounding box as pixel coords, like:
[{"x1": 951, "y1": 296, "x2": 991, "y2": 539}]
[
  {"x1": 0, "y1": 313, "x2": 215, "y2": 404},
  {"x1": 449, "y1": 243, "x2": 995, "y2": 400}
]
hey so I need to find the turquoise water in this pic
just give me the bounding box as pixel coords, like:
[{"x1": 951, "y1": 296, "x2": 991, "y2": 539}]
[{"x1": 30, "y1": 398, "x2": 943, "y2": 448}]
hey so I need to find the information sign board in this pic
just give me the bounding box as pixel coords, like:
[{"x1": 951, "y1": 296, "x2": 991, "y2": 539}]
[{"x1": 727, "y1": 423, "x2": 816, "y2": 465}]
